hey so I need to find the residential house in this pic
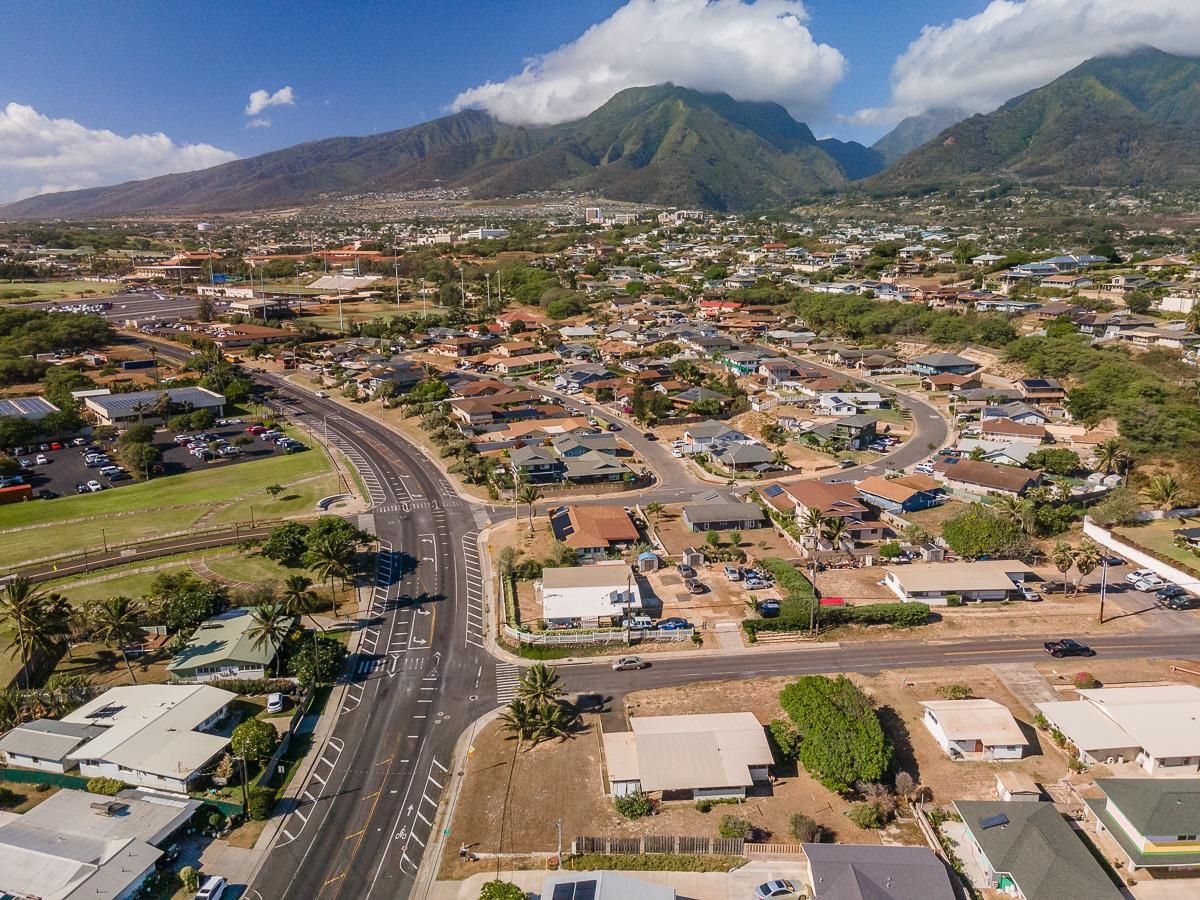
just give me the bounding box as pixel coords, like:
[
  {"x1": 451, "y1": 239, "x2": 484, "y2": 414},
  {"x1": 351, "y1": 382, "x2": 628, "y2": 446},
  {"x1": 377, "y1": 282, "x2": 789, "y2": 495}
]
[
  {"x1": 980, "y1": 418, "x2": 1048, "y2": 443},
  {"x1": 603, "y1": 712, "x2": 772, "y2": 799},
  {"x1": 922, "y1": 373, "x2": 982, "y2": 392},
  {"x1": 1085, "y1": 778, "x2": 1200, "y2": 872},
  {"x1": 953, "y1": 438, "x2": 1040, "y2": 467},
  {"x1": 0, "y1": 719, "x2": 105, "y2": 773},
  {"x1": 954, "y1": 801, "x2": 1122, "y2": 900},
  {"x1": 717, "y1": 350, "x2": 764, "y2": 376},
  {"x1": 555, "y1": 363, "x2": 612, "y2": 391},
  {"x1": 551, "y1": 432, "x2": 619, "y2": 458},
  {"x1": 710, "y1": 443, "x2": 775, "y2": 473},
  {"x1": 1014, "y1": 378, "x2": 1065, "y2": 402},
  {"x1": 801, "y1": 414, "x2": 878, "y2": 451},
  {"x1": 667, "y1": 386, "x2": 730, "y2": 410},
  {"x1": 561, "y1": 451, "x2": 631, "y2": 484},
  {"x1": 981, "y1": 402, "x2": 1047, "y2": 425},
  {"x1": 166, "y1": 608, "x2": 291, "y2": 683},
  {"x1": 801, "y1": 844, "x2": 957, "y2": 900},
  {"x1": 536, "y1": 563, "x2": 641, "y2": 628},
  {"x1": 907, "y1": 352, "x2": 979, "y2": 377},
  {"x1": 682, "y1": 420, "x2": 752, "y2": 451},
  {"x1": 816, "y1": 392, "x2": 886, "y2": 415},
  {"x1": 921, "y1": 699, "x2": 1029, "y2": 760},
  {"x1": 429, "y1": 336, "x2": 487, "y2": 357},
  {"x1": 1037, "y1": 684, "x2": 1200, "y2": 775},
  {"x1": 549, "y1": 505, "x2": 640, "y2": 563},
  {"x1": 757, "y1": 481, "x2": 885, "y2": 544},
  {"x1": 884, "y1": 560, "x2": 1031, "y2": 604},
  {"x1": 855, "y1": 474, "x2": 945, "y2": 514},
  {"x1": 509, "y1": 444, "x2": 562, "y2": 482},
  {"x1": 680, "y1": 501, "x2": 767, "y2": 533},
  {"x1": 932, "y1": 457, "x2": 1042, "y2": 497},
  {"x1": 489, "y1": 352, "x2": 559, "y2": 375}
]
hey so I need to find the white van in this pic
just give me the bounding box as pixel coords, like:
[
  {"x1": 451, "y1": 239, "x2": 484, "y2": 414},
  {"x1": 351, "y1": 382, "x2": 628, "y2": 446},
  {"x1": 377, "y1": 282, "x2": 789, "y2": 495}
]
[
  {"x1": 621, "y1": 615, "x2": 653, "y2": 629},
  {"x1": 194, "y1": 876, "x2": 227, "y2": 900}
]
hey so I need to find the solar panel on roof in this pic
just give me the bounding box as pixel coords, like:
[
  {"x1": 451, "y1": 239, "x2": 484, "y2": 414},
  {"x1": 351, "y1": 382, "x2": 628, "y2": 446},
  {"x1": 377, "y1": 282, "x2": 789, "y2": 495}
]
[
  {"x1": 763, "y1": 485, "x2": 784, "y2": 497},
  {"x1": 575, "y1": 881, "x2": 597, "y2": 900},
  {"x1": 552, "y1": 885, "x2": 574, "y2": 900},
  {"x1": 980, "y1": 813, "x2": 1010, "y2": 829}
]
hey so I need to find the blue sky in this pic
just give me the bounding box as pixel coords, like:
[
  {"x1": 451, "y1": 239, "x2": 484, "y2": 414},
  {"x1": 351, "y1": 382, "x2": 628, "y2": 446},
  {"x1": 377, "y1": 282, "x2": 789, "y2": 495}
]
[{"x1": 2, "y1": 0, "x2": 1196, "y2": 202}]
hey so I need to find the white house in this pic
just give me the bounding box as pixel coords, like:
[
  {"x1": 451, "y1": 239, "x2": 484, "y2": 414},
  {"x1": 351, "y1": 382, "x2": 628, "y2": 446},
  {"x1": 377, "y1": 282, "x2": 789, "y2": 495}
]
[
  {"x1": 884, "y1": 560, "x2": 1031, "y2": 604},
  {"x1": 816, "y1": 392, "x2": 886, "y2": 415},
  {"x1": 1038, "y1": 684, "x2": 1200, "y2": 775},
  {"x1": 60, "y1": 684, "x2": 235, "y2": 792},
  {"x1": 921, "y1": 699, "x2": 1029, "y2": 760},
  {"x1": 536, "y1": 563, "x2": 642, "y2": 628},
  {"x1": 603, "y1": 712, "x2": 773, "y2": 799}
]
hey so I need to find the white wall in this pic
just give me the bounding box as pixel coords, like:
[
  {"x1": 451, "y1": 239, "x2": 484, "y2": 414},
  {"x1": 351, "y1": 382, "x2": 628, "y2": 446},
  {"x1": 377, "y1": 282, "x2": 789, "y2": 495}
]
[
  {"x1": 1083, "y1": 519, "x2": 1198, "y2": 589},
  {"x1": 1, "y1": 752, "x2": 68, "y2": 773}
]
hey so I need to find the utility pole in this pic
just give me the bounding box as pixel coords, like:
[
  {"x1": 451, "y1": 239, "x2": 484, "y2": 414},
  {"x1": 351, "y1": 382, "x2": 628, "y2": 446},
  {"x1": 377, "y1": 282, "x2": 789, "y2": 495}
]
[
  {"x1": 556, "y1": 820, "x2": 562, "y2": 869},
  {"x1": 1098, "y1": 557, "x2": 1109, "y2": 624},
  {"x1": 394, "y1": 245, "x2": 401, "y2": 308}
]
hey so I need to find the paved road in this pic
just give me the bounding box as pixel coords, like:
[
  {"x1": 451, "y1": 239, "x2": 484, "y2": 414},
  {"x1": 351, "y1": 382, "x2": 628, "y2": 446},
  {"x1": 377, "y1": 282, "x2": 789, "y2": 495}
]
[{"x1": 243, "y1": 379, "x2": 494, "y2": 900}]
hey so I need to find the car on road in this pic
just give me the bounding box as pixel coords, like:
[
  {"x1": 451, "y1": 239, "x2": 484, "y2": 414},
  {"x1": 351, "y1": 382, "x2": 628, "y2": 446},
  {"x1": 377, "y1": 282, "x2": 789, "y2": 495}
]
[
  {"x1": 1044, "y1": 638, "x2": 1095, "y2": 658},
  {"x1": 656, "y1": 617, "x2": 691, "y2": 630},
  {"x1": 677, "y1": 563, "x2": 696, "y2": 578},
  {"x1": 607, "y1": 423, "x2": 620, "y2": 432},
  {"x1": 671, "y1": 449, "x2": 683, "y2": 457},
  {"x1": 755, "y1": 879, "x2": 800, "y2": 899},
  {"x1": 838, "y1": 458, "x2": 855, "y2": 468},
  {"x1": 757, "y1": 599, "x2": 782, "y2": 617},
  {"x1": 642, "y1": 431, "x2": 657, "y2": 441},
  {"x1": 611, "y1": 656, "x2": 649, "y2": 671}
]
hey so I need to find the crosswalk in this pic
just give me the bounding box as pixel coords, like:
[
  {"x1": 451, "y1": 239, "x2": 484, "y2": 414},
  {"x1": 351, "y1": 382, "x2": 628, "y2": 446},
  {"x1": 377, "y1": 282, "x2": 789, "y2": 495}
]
[{"x1": 495, "y1": 663, "x2": 521, "y2": 704}]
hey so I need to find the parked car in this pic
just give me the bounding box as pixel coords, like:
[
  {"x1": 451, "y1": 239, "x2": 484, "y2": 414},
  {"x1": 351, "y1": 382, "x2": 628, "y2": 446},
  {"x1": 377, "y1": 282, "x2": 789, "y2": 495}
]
[
  {"x1": 755, "y1": 880, "x2": 800, "y2": 899},
  {"x1": 1044, "y1": 638, "x2": 1095, "y2": 658},
  {"x1": 1039, "y1": 580, "x2": 1066, "y2": 594},
  {"x1": 676, "y1": 563, "x2": 696, "y2": 579},
  {"x1": 744, "y1": 578, "x2": 769, "y2": 590},
  {"x1": 621, "y1": 615, "x2": 653, "y2": 630},
  {"x1": 266, "y1": 692, "x2": 285, "y2": 713},
  {"x1": 1166, "y1": 594, "x2": 1200, "y2": 610},
  {"x1": 1015, "y1": 584, "x2": 1042, "y2": 602},
  {"x1": 86, "y1": 480, "x2": 104, "y2": 492},
  {"x1": 1133, "y1": 574, "x2": 1166, "y2": 592},
  {"x1": 757, "y1": 599, "x2": 782, "y2": 617},
  {"x1": 656, "y1": 617, "x2": 691, "y2": 630},
  {"x1": 914, "y1": 463, "x2": 935, "y2": 475},
  {"x1": 838, "y1": 458, "x2": 855, "y2": 469},
  {"x1": 38, "y1": 489, "x2": 58, "y2": 500},
  {"x1": 75, "y1": 482, "x2": 90, "y2": 494},
  {"x1": 1155, "y1": 584, "x2": 1187, "y2": 602},
  {"x1": 17, "y1": 458, "x2": 31, "y2": 468},
  {"x1": 193, "y1": 875, "x2": 227, "y2": 900},
  {"x1": 723, "y1": 565, "x2": 741, "y2": 581},
  {"x1": 34, "y1": 454, "x2": 47, "y2": 465},
  {"x1": 1126, "y1": 568, "x2": 1157, "y2": 585},
  {"x1": 684, "y1": 578, "x2": 706, "y2": 594},
  {"x1": 671, "y1": 449, "x2": 683, "y2": 458},
  {"x1": 611, "y1": 656, "x2": 649, "y2": 671}
]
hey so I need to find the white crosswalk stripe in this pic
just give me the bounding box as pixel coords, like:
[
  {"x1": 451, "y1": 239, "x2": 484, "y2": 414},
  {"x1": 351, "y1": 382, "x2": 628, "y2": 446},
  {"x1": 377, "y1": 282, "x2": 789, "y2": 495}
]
[{"x1": 495, "y1": 663, "x2": 521, "y2": 704}]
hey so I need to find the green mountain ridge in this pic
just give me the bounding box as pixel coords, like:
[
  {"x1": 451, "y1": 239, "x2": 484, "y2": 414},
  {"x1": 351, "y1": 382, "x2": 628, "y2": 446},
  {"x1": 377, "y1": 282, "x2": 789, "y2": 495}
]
[
  {"x1": 871, "y1": 47, "x2": 1200, "y2": 191},
  {"x1": 0, "y1": 85, "x2": 883, "y2": 217}
]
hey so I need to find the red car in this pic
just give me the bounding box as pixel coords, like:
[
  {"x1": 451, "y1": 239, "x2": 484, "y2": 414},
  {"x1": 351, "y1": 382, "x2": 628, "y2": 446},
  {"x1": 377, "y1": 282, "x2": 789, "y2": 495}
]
[
  {"x1": 246, "y1": 425, "x2": 267, "y2": 434},
  {"x1": 49, "y1": 442, "x2": 62, "y2": 450}
]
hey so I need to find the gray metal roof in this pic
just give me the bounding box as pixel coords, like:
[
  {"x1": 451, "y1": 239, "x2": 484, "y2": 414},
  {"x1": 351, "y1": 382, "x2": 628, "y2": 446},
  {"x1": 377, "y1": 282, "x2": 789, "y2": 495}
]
[
  {"x1": 0, "y1": 396, "x2": 59, "y2": 419},
  {"x1": 681, "y1": 502, "x2": 765, "y2": 525},
  {"x1": 85, "y1": 386, "x2": 224, "y2": 415},
  {"x1": 803, "y1": 843, "x2": 957, "y2": 900},
  {"x1": 0, "y1": 718, "x2": 104, "y2": 762}
]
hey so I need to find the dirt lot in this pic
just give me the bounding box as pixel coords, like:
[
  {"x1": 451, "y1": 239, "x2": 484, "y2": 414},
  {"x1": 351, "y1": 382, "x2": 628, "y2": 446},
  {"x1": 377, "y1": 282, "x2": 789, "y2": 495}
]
[
  {"x1": 445, "y1": 664, "x2": 1074, "y2": 875},
  {"x1": 650, "y1": 504, "x2": 797, "y2": 559},
  {"x1": 54, "y1": 641, "x2": 174, "y2": 686},
  {"x1": 813, "y1": 566, "x2": 896, "y2": 602},
  {"x1": 901, "y1": 499, "x2": 971, "y2": 536},
  {"x1": 645, "y1": 565, "x2": 755, "y2": 627}
]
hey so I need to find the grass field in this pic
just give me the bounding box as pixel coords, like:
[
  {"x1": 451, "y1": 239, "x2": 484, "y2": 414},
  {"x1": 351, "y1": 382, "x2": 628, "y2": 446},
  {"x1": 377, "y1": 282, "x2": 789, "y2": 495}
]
[
  {"x1": 0, "y1": 280, "x2": 120, "y2": 302},
  {"x1": 0, "y1": 447, "x2": 342, "y2": 568},
  {"x1": 1116, "y1": 519, "x2": 1200, "y2": 576}
]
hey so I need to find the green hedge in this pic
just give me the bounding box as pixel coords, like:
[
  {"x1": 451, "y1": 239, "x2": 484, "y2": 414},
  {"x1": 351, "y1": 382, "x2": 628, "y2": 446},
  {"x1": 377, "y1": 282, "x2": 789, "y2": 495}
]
[
  {"x1": 206, "y1": 678, "x2": 298, "y2": 696},
  {"x1": 823, "y1": 602, "x2": 930, "y2": 628},
  {"x1": 563, "y1": 853, "x2": 746, "y2": 872}
]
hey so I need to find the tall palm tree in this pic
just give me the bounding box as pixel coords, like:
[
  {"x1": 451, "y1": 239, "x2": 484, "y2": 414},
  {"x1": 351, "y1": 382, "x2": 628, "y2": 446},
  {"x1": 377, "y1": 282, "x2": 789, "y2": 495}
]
[
  {"x1": 89, "y1": 596, "x2": 147, "y2": 685},
  {"x1": 1050, "y1": 542, "x2": 1076, "y2": 584},
  {"x1": 1094, "y1": 439, "x2": 1130, "y2": 476},
  {"x1": 1073, "y1": 540, "x2": 1102, "y2": 595},
  {"x1": 0, "y1": 577, "x2": 53, "y2": 688},
  {"x1": 1142, "y1": 474, "x2": 1188, "y2": 512},
  {"x1": 516, "y1": 664, "x2": 564, "y2": 707},
  {"x1": 799, "y1": 506, "x2": 825, "y2": 549},
  {"x1": 281, "y1": 574, "x2": 323, "y2": 634},
  {"x1": 305, "y1": 535, "x2": 357, "y2": 614},
  {"x1": 246, "y1": 603, "x2": 292, "y2": 677},
  {"x1": 822, "y1": 516, "x2": 848, "y2": 551},
  {"x1": 991, "y1": 495, "x2": 1034, "y2": 535},
  {"x1": 517, "y1": 485, "x2": 541, "y2": 530}
]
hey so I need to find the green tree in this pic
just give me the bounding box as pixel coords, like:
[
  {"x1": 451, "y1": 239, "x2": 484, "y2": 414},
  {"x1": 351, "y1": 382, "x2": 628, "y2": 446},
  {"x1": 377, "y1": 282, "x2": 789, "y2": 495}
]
[
  {"x1": 246, "y1": 603, "x2": 291, "y2": 677},
  {"x1": 287, "y1": 632, "x2": 346, "y2": 687},
  {"x1": 499, "y1": 697, "x2": 537, "y2": 743},
  {"x1": 1050, "y1": 541, "x2": 1076, "y2": 585},
  {"x1": 479, "y1": 881, "x2": 525, "y2": 900},
  {"x1": 1142, "y1": 474, "x2": 1188, "y2": 512},
  {"x1": 517, "y1": 484, "x2": 541, "y2": 530},
  {"x1": 147, "y1": 572, "x2": 228, "y2": 633},
  {"x1": 261, "y1": 521, "x2": 311, "y2": 567},
  {"x1": 717, "y1": 814, "x2": 754, "y2": 839},
  {"x1": 1073, "y1": 540, "x2": 1102, "y2": 594},
  {"x1": 118, "y1": 441, "x2": 161, "y2": 480},
  {"x1": 304, "y1": 533, "x2": 357, "y2": 613},
  {"x1": 789, "y1": 813, "x2": 820, "y2": 842},
  {"x1": 231, "y1": 717, "x2": 280, "y2": 766},
  {"x1": 1025, "y1": 448, "x2": 1082, "y2": 475},
  {"x1": 0, "y1": 577, "x2": 60, "y2": 688},
  {"x1": 644, "y1": 501, "x2": 664, "y2": 524},
  {"x1": 515, "y1": 663, "x2": 564, "y2": 707},
  {"x1": 941, "y1": 504, "x2": 1029, "y2": 559},
  {"x1": 281, "y1": 574, "x2": 322, "y2": 632},
  {"x1": 265, "y1": 483, "x2": 285, "y2": 500},
  {"x1": 88, "y1": 596, "x2": 146, "y2": 684}
]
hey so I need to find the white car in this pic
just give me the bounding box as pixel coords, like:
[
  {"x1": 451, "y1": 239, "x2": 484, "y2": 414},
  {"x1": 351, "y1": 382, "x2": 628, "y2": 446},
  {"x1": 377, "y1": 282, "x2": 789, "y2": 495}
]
[
  {"x1": 86, "y1": 480, "x2": 104, "y2": 492},
  {"x1": 193, "y1": 876, "x2": 227, "y2": 900},
  {"x1": 34, "y1": 454, "x2": 48, "y2": 465},
  {"x1": 1133, "y1": 575, "x2": 1166, "y2": 592},
  {"x1": 1125, "y1": 568, "x2": 1156, "y2": 585},
  {"x1": 671, "y1": 449, "x2": 683, "y2": 458},
  {"x1": 266, "y1": 692, "x2": 284, "y2": 713}
]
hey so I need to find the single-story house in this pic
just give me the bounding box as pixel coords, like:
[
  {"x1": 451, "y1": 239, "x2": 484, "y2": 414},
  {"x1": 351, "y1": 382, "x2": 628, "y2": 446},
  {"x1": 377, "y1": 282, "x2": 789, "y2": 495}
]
[
  {"x1": 1037, "y1": 684, "x2": 1200, "y2": 775},
  {"x1": 981, "y1": 401, "x2": 1047, "y2": 425},
  {"x1": 1085, "y1": 778, "x2": 1200, "y2": 872},
  {"x1": 855, "y1": 474, "x2": 945, "y2": 514},
  {"x1": 933, "y1": 457, "x2": 1042, "y2": 497},
  {"x1": 0, "y1": 719, "x2": 106, "y2": 773},
  {"x1": 921, "y1": 699, "x2": 1029, "y2": 760},
  {"x1": 683, "y1": 420, "x2": 752, "y2": 449},
  {"x1": 802, "y1": 844, "x2": 957, "y2": 900},
  {"x1": 884, "y1": 560, "x2": 1031, "y2": 604},
  {"x1": 710, "y1": 443, "x2": 775, "y2": 473},
  {"x1": 907, "y1": 352, "x2": 980, "y2": 377},
  {"x1": 166, "y1": 608, "x2": 292, "y2": 683},
  {"x1": 84, "y1": 387, "x2": 226, "y2": 427},
  {"x1": 540, "y1": 872, "x2": 674, "y2": 900},
  {"x1": 53, "y1": 684, "x2": 234, "y2": 793},
  {"x1": 981, "y1": 418, "x2": 1048, "y2": 443},
  {"x1": 603, "y1": 712, "x2": 772, "y2": 799},
  {"x1": 549, "y1": 505, "x2": 640, "y2": 563},
  {"x1": 955, "y1": 801, "x2": 1122, "y2": 900},
  {"x1": 536, "y1": 563, "x2": 642, "y2": 628},
  {"x1": 680, "y1": 502, "x2": 766, "y2": 533},
  {"x1": 816, "y1": 392, "x2": 886, "y2": 415},
  {"x1": 0, "y1": 787, "x2": 201, "y2": 900}
]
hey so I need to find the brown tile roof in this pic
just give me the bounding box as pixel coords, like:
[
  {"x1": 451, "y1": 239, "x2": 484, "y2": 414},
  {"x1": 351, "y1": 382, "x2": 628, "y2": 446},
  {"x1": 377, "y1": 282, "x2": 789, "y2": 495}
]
[
  {"x1": 855, "y1": 474, "x2": 943, "y2": 504},
  {"x1": 557, "y1": 505, "x2": 640, "y2": 549},
  {"x1": 934, "y1": 458, "x2": 1042, "y2": 493},
  {"x1": 981, "y1": 418, "x2": 1047, "y2": 439}
]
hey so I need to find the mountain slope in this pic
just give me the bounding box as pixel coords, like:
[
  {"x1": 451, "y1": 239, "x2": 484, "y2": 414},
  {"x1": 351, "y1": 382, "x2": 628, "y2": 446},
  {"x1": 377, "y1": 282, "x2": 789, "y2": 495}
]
[
  {"x1": 1, "y1": 85, "x2": 884, "y2": 217},
  {"x1": 872, "y1": 47, "x2": 1200, "y2": 191},
  {"x1": 871, "y1": 107, "x2": 969, "y2": 164}
]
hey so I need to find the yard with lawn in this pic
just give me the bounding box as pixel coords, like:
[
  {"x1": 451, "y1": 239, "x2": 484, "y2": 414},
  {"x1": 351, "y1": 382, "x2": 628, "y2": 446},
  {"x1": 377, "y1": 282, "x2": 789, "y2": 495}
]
[
  {"x1": 0, "y1": 445, "x2": 345, "y2": 567},
  {"x1": 1114, "y1": 518, "x2": 1200, "y2": 577},
  {"x1": 0, "y1": 280, "x2": 120, "y2": 302}
]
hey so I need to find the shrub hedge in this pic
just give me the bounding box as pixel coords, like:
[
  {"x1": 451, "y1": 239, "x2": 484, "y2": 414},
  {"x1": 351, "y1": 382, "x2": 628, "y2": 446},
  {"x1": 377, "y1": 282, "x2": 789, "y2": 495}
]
[
  {"x1": 206, "y1": 678, "x2": 298, "y2": 696},
  {"x1": 86, "y1": 777, "x2": 127, "y2": 796}
]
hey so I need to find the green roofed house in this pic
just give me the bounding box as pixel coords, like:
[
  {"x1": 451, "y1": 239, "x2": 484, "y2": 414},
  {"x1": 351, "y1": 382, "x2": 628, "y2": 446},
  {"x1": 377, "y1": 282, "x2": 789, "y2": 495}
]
[
  {"x1": 1086, "y1": 779, "x2": 1200, "y2": 872},
  {"x1": 954, "y1": 800, "x2": 1122, "y2": 900},
  {"x1": 167, "y1": 608, "x2": 293, "y2": 683}
]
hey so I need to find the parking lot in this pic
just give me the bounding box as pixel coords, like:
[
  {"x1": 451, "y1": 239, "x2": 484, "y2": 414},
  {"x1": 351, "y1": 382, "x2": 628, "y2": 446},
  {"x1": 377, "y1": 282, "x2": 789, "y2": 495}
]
[{"x1": 14, "y1": 420, "x2": 308, "y2": 499}]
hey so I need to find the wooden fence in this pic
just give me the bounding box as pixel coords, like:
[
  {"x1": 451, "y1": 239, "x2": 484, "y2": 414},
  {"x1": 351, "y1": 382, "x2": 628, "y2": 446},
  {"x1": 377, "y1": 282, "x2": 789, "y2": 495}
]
[{"x1": 573, "y1": 835, "x2": 744, "y2": 856}]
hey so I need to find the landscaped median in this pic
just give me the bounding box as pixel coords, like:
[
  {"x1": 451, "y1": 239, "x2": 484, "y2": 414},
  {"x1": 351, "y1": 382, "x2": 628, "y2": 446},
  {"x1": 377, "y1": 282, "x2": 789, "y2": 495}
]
[{"x1": 743, "y1": 558, "x2": 930, "y2": 641}]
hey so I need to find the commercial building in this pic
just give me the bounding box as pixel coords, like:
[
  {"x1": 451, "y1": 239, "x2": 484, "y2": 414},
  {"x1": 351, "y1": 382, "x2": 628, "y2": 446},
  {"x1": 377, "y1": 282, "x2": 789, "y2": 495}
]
[
  {"x1": 536, "y1": 563, "x2": 642, "y2": 628},
  {"x1": 541, "y1": 871, "x2": 673, "y2": 900},
  {"x1": 0, "y1": 787, "x2": 200, "y2": 900},
  {"x1": 0, "y1": 396, "x2": 59, "y2": 421},
  {"x1": 83, "y1": 387, "x2": 226, "y2": 427},
  {"x1": 166, "y1": 608, "x2": 292, "y2": 682},
  {"x1": 1037, "y1": 684, "x2": 1200, "y2": 775},
  {"x1": 603, "y1": 712, "x2": 772, "y2": 800}
]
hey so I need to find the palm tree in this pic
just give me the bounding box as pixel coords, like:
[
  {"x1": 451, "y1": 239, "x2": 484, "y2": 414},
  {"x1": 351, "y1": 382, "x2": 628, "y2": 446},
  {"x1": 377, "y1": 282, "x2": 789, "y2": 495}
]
[
  {"x1": 305, "y1": 535, "x2": 357, "y2": 614},
  {"x1": 1142, "y1": 474, "x2": 1188, "y2": 512},
  {"x1": 530, "y1": 701, "x2": 573, "y2": 744},
  {"x1": 1073, "y1": 540, "x2": 1102, "y2": 595},
  {"x1": 822, "y1": 516, "x2": 848, "y2": 551},
  {"x1": 281, "y1": 574, "x2": 323, "y2": 634},
  {"x1": 0, "y1": 577, "x2": 54, "y2": 688},
  {"x1": 516, "y1": 663, "x2": 564, "y2": 707},
  {"x1": 1050, "y1": 542, "x2": 1076, "y2": 584},
  {"x1": 246, "y1": 603, "x2": 292, "y2": 676},
  {"x1": 799, "y1": 505, "x2": 825, "y2": 549},
  {"x1": 517, "y1": 485, "x2": 541, "y2": 530},
  {"x1": 1094, "y1": 439, "x2": 1129, "y2": 476},
  {"x1": 89, "y1": 596, "x2": 147, "y2": 685},
  {"x1": 499, "y1": 697, "x2": 537, "y2": 742},
  {"x1": 991, "y1": 495, "x2": 1034, "y2": 535},
  {"x1": 644, "y1": 502, "x2": 664, "y2": 525}
]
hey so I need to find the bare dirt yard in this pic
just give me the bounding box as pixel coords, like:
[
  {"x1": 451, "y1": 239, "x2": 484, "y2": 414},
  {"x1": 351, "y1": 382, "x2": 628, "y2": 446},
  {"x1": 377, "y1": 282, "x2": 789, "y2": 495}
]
[{"x1": 650, "y1": 505, "x2": 797, "y2": 560}]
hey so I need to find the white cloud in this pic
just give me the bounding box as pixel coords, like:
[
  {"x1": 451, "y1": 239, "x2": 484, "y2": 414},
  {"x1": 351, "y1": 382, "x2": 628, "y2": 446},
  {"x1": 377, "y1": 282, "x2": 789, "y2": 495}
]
[
  {"x1": 869, "y1": 0, "x2": 1200, "y2": 123},
  {"x1": 0, "y1": 102, "x2": 237, "y2": 202},
  {"x1": 451, "y1": 0, "x2": 845, "y2": 125},
  {"x1": 244, "y1": 86, "x2": 295, "y2": 116},
  {"x1": 246, "y1": 117, "x2": 272, "y2": 128}
]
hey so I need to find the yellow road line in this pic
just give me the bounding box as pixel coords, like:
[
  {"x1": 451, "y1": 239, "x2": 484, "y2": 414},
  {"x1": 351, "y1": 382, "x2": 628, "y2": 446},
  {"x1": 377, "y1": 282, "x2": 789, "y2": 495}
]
[
  {"x1": 324, "y1": 873, "x2": 346, "y2": 886},
  {"x1": 344, "y1": 829, "x2": 365, "y2": 841}
]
